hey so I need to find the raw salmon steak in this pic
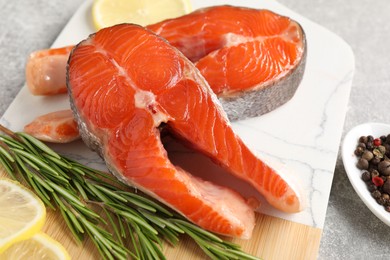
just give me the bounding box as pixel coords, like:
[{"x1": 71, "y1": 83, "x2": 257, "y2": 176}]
[
  {"x1": 147, "y1": 5, "x2": 307, "y2": 120},
  {"x1": 67, "y1": 24, "x2": 302, "y2": 238}
]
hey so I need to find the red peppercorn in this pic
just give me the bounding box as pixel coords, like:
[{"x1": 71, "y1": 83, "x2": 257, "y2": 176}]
[
  {"x1": 373, "y1": 176, "x2": 384, "y2": 187},
  {"x1": 374, "y1": 138, "x2": 382, "y2": 146}
]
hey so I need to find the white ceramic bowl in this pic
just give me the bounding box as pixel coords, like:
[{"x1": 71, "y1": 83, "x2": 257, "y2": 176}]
[{"x1": 342, "y1": 122, "x2": 390, "y2": 226}]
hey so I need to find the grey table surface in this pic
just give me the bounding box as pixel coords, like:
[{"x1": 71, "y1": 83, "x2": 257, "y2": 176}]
[{"x1": 1, "y1": 0, "x2": 389, "y2": 259}]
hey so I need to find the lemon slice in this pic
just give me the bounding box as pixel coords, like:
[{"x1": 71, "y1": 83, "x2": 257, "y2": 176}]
[
  {"x1": 92, "y1": 0, "x2": 192, "y2": 30},
  {"x1": 0, "y1": 178, "x2": 46, "y2": 253},
  {"x1": 1, "y1": 232, "x2": 70, "y2": 260}
]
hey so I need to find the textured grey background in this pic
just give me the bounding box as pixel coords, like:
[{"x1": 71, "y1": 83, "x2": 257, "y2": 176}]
[{"x1": 1, "y1": 0, "x2": 389, "y2": 259}]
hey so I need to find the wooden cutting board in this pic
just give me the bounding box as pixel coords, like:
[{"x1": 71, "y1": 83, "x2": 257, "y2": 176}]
[{"x1": 0, "y1": 168, "x2": 321, "y2": 259}]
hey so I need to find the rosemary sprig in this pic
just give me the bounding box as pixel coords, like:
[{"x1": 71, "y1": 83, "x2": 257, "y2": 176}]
[{"x1": 0, "y1": 124, "x2": 259, "y2": 260}]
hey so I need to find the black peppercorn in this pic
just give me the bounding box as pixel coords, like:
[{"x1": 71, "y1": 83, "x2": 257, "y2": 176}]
[
  {"x1": 361, "y1": 171, "x2": 371, "y2": 182},
  {"x1": 383, "y1": 181, "x2": 390, "y2": 195},
  {"x1": 368, "y1": 183, "x2": 377, "y2": 192},
  {"x1": 372, "y1": 190, "x2": 382, "y2": 199},
  {"x1": 377, "y1": 196, "x2": 386, "y2": 205},
  {"x1": 354, "y1": 147, "x2": 364, "y2": 156},
  {"x1": 359, "y1": 136, "x2": 368, "y2": 143},
  {"x1": 386, "y1": 134, "x2": 390, "y2": 144},
  {"x1": 358, "y1": 142, "x2": 366, "y2": 149},
  {"x1": 371, "y1": 157, "x2": 381, "y2": 165}
]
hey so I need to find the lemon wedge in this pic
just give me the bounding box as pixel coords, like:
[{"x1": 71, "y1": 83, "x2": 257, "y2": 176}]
[
  {"x1": 92, "y1": 0, "x2": 192, "y2": 30},
  {"x1": 0, "y1": 232, "x2": 71, "y2": 260},
  {"x1": 0, "y1": 178, "x2": 46, "y2": 254}
]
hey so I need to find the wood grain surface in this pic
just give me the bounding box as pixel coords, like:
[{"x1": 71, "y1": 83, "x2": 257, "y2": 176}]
[{"x1": 0, "y1": 167, "x2": 322, "y2": 259}]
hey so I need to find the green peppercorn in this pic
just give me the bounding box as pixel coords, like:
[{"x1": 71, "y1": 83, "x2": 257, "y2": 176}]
[{"x1": 371, "y1": 170, "x2": 380, "y2": 178}]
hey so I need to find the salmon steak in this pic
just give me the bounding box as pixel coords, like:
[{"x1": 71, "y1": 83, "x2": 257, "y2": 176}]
[
  {"x1": 67, "y1": 24, "x2": 303, "y2": 238},
  {"x1": 27, "y1": 6, "x2": 305, "y2": 121},
  {"x1": 148, "y1": 5, "x2": 307, "y2": 120}
]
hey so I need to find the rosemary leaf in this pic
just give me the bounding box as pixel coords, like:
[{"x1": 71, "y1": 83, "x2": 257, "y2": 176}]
[
  {"x1": 0, "y1": 153, "x2": 16, "y2": 179},
  {"x1": 0, "y1": 135, "x2": 24, "y2": 149},
  {"x1": 73, "y1": 179, "x2": 89, "y2": 201},
  {"x1": 15, "y1": 134, "x2": 42, "y2": 158},
  {"x1": 58, "y1": 203, "x2": 84, "y2": 245},
  {"x1": 44, "y1": 153, "x2": 72, "y2": 170},
  {"x1": 0, "y1": 144, "x2": 14, "y2": 162},
  {"x1": 12, "y1": 148, "x2": 59, "y2": 176},
  {"x1": 116, "y1": 209, "x2": 158, "y2": 236},
  {"x1": 102, "y1": 207, "x2": 124, "y2": 246},
  {"x1": 48, "y1": 182, "x2": 85, "y2": 208},
  {"x1": 17, "y1": 132, "x2": 61, "y2": 159},
  {"x1": 88, "y1": 180, "x2": 128, "y2": 203},
  {"x1": 0, "y1": 124, "x2": 260, "y2": 260}
]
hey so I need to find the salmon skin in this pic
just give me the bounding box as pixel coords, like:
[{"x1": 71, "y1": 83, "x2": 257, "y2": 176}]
[
  {"x1": 67, "y1": 24, "x2": 303, "y2": 238},
  {"x1": 147, "y1": 5, "x2": 307, "y2": 120}
]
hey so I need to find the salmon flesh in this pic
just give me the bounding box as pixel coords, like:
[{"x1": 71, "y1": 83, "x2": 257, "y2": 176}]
[
  {"x1": 148, "y1": 5, "x2": 307, "y2": 120},
  {"x1": 67, "y1": 24, "x2": 303, "y2": 238}
]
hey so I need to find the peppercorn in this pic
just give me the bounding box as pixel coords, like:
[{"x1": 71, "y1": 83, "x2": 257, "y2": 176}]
[
  {"x1": 361, "y1": 171, "x2": 371, "y2": 182},
  {"x1": 368, "y1": 135, "x2": 374, "y2": 142},
  {"x1": 358, "y1": 142, "x2": 366, "y2": 149},
  {"x1": 357, "y1": 158, "x2": 369, "y2": 170},
  {"x1": 378, "y1": 145, "x2": 386, "y2": 155},
  {"x1": 383, "y1": 181, "x2": 390, "y2": 195},
  {"x1": 380, "y1": 135, "x2": 387, "y2": 143},
  {"x1": 368, "y1": 183, "x2": 377, "y2": 192},
  {"x1": 371, "y1": 170, "x2": 380, "y2": 178},
  {"x1": 386, "y1": 134, "x2": 390, "y2": 144},
  {"x1": 372, "y1": 176, "x2": 384, "y2": 187},
  {"x1": 373, "y1": 148, "x2": 384, "y2": 159},
  {"x1": 377, "y1": 196, "x2": 386, "y2": 205},
  {"x1": 371, "y1": 157, "x2": 381, "y2": 165},
  {"x1": 359, "y1": 136, "x2": 368, "y2": 143},
  {"x1": 374, "y1": 138, "x2": 382, "y2": 146},
  {"x1": 372, "y1": 190, "x2": 382, "y2": 199},
  {"x1": 366, "y1": 142, "x2": 374, "y2": 150},
  {"x1": 378, "y1": 160, "x2": 390, "y2": 176},
  {"x1": 354, "y1": 147, "x2": 365, "y2": 156},
  {"x1": 385, "y1": 206, "x2": 390, "y2": 212},
  {"x1": 362, "y1": 150, "x2": 374, "y2": 161},
  {"x1": 382, "y1": 193, "x2": 390, "y2": 201}
]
